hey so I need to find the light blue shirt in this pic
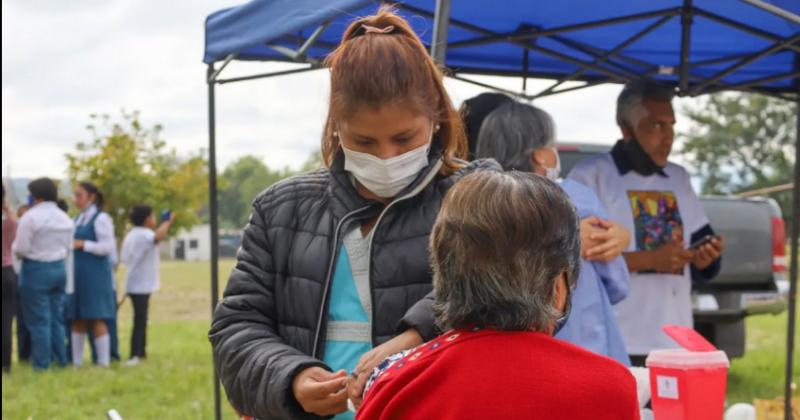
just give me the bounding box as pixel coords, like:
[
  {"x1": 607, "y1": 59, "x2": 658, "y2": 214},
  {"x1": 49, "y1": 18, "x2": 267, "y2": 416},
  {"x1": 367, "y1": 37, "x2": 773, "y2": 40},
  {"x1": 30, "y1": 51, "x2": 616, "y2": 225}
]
[
  {"x1": 555, "y1": 179, "x2": 631, "y2": 366},
  {"x1": 324, "y1": 227, "x2": 373, "y2": 420}
]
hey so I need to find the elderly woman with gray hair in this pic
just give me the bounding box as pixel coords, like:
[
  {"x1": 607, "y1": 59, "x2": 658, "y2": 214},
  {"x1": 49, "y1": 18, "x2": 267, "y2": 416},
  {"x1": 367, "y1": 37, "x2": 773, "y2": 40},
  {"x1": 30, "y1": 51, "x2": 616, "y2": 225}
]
[
  {"x1": 356, "y1": 171, "x2": 640, "y2": 420},
  {"x1": 474, "y1": 101, "x2": 633, "y2": 366}
]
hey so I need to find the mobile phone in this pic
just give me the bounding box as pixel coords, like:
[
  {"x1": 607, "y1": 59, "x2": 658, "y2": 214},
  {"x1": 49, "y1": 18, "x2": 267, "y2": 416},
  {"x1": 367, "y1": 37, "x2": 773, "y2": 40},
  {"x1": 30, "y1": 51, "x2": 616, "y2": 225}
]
[
  {"x1": 690, "y1": 234, "x2": 718, "y2": 250},
  {"x1": 161, "y1": 209, "x2": 172, "y2": 222}
]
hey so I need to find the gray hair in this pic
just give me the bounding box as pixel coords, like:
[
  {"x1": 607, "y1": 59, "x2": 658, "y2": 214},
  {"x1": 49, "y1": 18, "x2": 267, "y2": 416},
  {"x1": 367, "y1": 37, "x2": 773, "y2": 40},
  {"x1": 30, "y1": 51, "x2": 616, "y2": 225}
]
[
  {"x1": 616, "y1": 79, "x2": 675, "y2": 130},
  {"x1": 430, "y1": 171, "x2": 580, "y2": 332},
  {"x1": 475, "y1": 101, "x2": 555, "y2": 172}
]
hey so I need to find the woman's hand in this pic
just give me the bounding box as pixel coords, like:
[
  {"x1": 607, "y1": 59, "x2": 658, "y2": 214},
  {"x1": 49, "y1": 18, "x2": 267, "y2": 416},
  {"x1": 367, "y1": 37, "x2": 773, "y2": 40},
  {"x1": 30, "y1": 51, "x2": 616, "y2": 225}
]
[
  {"x1": 74, "y1": 240, "x2": 85, "y2": 250},
  {"x1": 292, "y1": 367, "x2": 348, "y2": 416},
  {"x1": 579, "y1": 217, "x2": 605, "y2": 257},
  {"x1": 347, "y1": 328, "x2": 423, "y2": 410},
  {"x1": 584, "y1": 219, "x2": 631, "y2": 262}
]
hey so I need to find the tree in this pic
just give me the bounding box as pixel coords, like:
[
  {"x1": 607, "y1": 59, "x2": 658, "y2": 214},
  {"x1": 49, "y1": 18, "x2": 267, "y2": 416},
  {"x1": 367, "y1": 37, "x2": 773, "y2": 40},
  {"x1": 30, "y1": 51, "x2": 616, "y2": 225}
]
[
  {"x1": 218, "y1": 156, "x2": 292, "y2": 229},
  {"x1": 66, "y1": 110, "x2": 208, "y2": 239},
  {"x1": 679, "y1": 93, "x2": 796, "y2": 223}
]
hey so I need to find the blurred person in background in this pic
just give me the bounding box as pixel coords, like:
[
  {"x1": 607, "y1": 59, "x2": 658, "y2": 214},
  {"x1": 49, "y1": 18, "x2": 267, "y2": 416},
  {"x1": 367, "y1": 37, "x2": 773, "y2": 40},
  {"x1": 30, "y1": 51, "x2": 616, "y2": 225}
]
[
  {"x1": 66, "y1": 182, "x2": 116, "y2": 367},
  {"x1": 121, "y1": 204, "x2": 174, "y2": 366},
  {"x1": 12, "y1": 178, "x2": 74, "y2": 370},
  {"x1": 2, "y1": 185, "x2": 18, "y2": 372}
]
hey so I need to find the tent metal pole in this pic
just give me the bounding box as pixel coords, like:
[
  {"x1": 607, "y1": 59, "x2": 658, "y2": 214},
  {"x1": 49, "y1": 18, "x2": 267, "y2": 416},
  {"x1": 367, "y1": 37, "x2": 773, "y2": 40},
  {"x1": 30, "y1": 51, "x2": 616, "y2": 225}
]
[
  {"x1": 548, "y1": 35, "x2": 658, "y2": 75},
  {"x1": 679, "y1": 0, "x2": 694, "y2": 93},
  {"x1": 530, "y1": 79, "x2": 615, "y2": 99},
  {"x1": 690, "y1": 33, "x2": 800, "y2": 95},
  {"x1": 297, "y1": 21, "x2": 331, "y2": 57},
  {"x1": 784, "y1": 56, "x2": 800, "y2": 417},
  {"x1": 216, "y1": 66, "x2": 321, "y2": 85},
  {"x1": 702, "y1": 70, "x2": 800, "y2": 94},
  {"x1": 449, "y1": 74, "x2": 534, "y2": 100},
  {"x1": 522, "y1": 49, "x2": 530, "y2": 93},
  {"x1": 444, "y1": 7, "x2": 677, "y2": 49},
  {"x1": 695, "y1": 8, "x2": 800, "y2": 54},
  {"x1": 208, "y1": 54, "x2": 236, "y2": 83},
  {"x1": 535, "y1": 15, "x2": 672, "y2": 98},
  {"x1": 207, "y1": 64, "x2": 223, "y2": 420},
  {"x1": 398, "y1": 3, "x2": 639, "y2": 81},
  {"x1": 739, "y1": 0, "x2": 800, "y2": 25},
  {"x1": 431, "y1": 0, "x2": 451, "y2": 63},
  {"x1": 688, "y1": 52, "x2": 754, "y2": 68}
]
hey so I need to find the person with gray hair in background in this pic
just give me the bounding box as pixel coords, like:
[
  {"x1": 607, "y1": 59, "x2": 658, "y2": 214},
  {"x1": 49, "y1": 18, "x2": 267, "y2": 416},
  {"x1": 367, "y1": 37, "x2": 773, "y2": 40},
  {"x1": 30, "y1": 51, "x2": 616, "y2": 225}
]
[
  {"x1": 356, "y1": 171, "x2": 640, "y2": 420},
  {"x1": 476, "y1": 100, "x2": 633, "y2": 365},
  {"x1": 568, "y1": 79, "x2": 724, "y2": 366}
]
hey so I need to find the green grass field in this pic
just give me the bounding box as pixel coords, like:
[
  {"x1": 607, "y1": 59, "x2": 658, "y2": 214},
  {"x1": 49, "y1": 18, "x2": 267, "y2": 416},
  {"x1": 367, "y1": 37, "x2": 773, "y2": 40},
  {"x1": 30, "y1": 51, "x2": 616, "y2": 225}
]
[{"x1": 2, "y1": 259, "x2": 798, "y2": 419}]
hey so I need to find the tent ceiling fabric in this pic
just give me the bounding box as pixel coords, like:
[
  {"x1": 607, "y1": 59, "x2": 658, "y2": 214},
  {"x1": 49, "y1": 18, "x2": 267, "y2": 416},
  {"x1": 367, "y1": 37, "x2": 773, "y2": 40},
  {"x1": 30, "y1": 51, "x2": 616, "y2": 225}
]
[{"x1": 204, "y1": 0, "x2": 800, "y2": 96}]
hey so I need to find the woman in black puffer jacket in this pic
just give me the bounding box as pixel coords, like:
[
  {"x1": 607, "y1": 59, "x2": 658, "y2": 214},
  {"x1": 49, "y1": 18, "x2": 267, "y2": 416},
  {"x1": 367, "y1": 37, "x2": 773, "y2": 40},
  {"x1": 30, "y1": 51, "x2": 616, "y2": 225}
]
[{"x1": 209, "y1": 8, "x2": 499, "y2": 420}]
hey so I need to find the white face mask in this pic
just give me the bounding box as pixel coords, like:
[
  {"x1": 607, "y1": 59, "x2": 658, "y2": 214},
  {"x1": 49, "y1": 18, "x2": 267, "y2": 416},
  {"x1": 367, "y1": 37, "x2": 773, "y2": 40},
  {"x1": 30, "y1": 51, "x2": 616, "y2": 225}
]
[
  {"x1": 544, "y1": 147, "x2": 561, "y2": 181},
  {"x1": 342, "y1": 132, "x2": 432, "y2": 198}
]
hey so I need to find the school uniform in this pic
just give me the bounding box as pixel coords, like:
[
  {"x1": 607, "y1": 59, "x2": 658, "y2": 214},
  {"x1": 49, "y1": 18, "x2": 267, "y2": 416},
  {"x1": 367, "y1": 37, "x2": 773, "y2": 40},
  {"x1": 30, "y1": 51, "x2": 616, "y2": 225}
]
[
  {"x1": 121, "y1": 226, "x2": 160, "y2": 359},
  {"x1": 66, "y1": 205, "x2": 116, "y2": 366},
  {"x1": 11, "y1": 201, "x2": 74, "y2": 370},
  {"x1": 66, "y1": 205, "x2": 116, "y2": 321}
]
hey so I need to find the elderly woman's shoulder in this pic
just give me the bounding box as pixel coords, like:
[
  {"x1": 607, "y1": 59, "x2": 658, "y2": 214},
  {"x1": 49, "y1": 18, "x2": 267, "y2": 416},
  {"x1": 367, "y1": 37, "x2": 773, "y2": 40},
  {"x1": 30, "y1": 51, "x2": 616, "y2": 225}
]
[{"x1": 251, "y1": 168, "x2": 331, "y2": 211}]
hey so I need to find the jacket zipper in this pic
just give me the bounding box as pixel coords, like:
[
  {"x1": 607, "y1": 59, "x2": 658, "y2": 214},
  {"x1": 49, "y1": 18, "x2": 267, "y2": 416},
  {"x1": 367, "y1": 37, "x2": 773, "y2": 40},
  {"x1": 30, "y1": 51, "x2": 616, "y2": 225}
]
[
  {"x1": 365, "y1": 160, "x2": 444, "y2": 346},
  {"x1": 312, "y1": 159, "x2": 443, "y2": 357},
  {"x1": 311, "y1": 205, "x2": 372, "y2": 358}
]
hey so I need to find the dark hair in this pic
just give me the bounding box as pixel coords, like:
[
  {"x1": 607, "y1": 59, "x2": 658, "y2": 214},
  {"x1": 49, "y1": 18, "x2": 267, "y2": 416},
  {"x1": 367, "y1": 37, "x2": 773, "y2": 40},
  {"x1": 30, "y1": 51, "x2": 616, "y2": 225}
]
[
  {"x1": 460, "y1": 92, "x2": 514, "y2": 159},
  {"x1": 430, "y1": 171, "x2": 580, "y2": 332},
  {"x1": 321, "y1": 6, "x2": 466, "y2": 175},
  {"x1": 130, "y1": 205, "x2": 153, "y2": 227},
  {"x1": 28, "y1": 178, "x2": 58, "y2": 202},
  {"x1": 56, "y1": 199, "x2": 69, "y2": 213},
  {"x1": 78, "y1": 181, "x2": 104, "y2": 210},
  {"x1": 476, "y1": 101, "x2": 556, "y2": 172}
]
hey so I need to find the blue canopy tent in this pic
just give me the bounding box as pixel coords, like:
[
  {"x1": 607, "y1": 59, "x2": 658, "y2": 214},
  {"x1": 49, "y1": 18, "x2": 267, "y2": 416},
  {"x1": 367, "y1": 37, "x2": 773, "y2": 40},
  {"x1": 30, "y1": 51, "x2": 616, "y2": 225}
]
[{"x1": 204, "y1": 1, "x2": 800, "y2": 418}]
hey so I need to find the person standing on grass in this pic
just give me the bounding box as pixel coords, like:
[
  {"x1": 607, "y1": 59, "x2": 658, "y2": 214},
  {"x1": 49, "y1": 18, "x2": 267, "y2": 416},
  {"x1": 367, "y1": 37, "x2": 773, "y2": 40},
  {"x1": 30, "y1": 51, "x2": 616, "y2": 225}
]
[
  {"x1": 13, "y1": 204, "x2": 31, "y2": 363},
  {"x1": 66, "y1": 182, "x2": 117, "y2": 368},
  {"x1": 121, "y1": 205, "x2": 173, "y2": 366},
  {"x1": 2, "y1": 185, "x2": 18, "y2": 373},
  {"x1": 12, "y1": 178, "x2": 74, "y2": 370}
]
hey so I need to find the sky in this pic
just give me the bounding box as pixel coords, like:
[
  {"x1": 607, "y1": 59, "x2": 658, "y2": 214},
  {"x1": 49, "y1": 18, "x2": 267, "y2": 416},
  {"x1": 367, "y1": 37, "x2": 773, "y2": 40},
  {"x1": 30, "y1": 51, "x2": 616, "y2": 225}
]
[{"x1": 2, "y1": 0, "x2": 702, "y2": 180}]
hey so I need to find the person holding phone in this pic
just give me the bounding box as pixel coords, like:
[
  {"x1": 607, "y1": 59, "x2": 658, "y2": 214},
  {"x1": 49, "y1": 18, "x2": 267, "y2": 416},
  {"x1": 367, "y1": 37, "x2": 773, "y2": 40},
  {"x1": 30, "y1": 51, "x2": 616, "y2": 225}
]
[
  {"x1": 120, "y1": 205, "x2": 173, "y2": 366},
  {"x1": 568, "y1": 79, "x2": 724, "y2": 366},
  {"x1": 67, "y1": 181, "x2": 117, "y2": 368}
]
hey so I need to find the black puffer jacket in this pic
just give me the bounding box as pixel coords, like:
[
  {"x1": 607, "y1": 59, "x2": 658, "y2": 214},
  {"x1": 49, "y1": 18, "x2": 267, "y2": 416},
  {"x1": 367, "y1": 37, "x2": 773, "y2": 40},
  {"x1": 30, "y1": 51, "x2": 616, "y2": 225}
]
[{"x1": 209, "y1": 147, "x2": 499, "y2": 419}]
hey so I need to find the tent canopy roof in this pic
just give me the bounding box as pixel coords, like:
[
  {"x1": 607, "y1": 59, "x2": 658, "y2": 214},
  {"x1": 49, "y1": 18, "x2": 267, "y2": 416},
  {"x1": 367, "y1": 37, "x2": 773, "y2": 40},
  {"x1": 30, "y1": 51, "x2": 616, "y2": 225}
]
[{"x1": 204, "y1": 0, "x2": 800, "y2": 97}]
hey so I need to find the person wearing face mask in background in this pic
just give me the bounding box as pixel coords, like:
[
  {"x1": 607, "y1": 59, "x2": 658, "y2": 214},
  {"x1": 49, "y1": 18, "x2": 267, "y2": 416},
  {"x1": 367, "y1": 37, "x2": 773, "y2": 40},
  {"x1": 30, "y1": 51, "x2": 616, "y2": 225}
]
[
  {"x1": 66, "y1": 182, "x2": 117, "y2": 368},
  {"x1": 568, "y1": 80, "x2": 724, "y2": 366},
  {"x1": 208, "y1": 7, "x2": 500, "y2": 420},
  {"x1": 476, "y1": 101, "x2": 632, "y2": 365}
]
